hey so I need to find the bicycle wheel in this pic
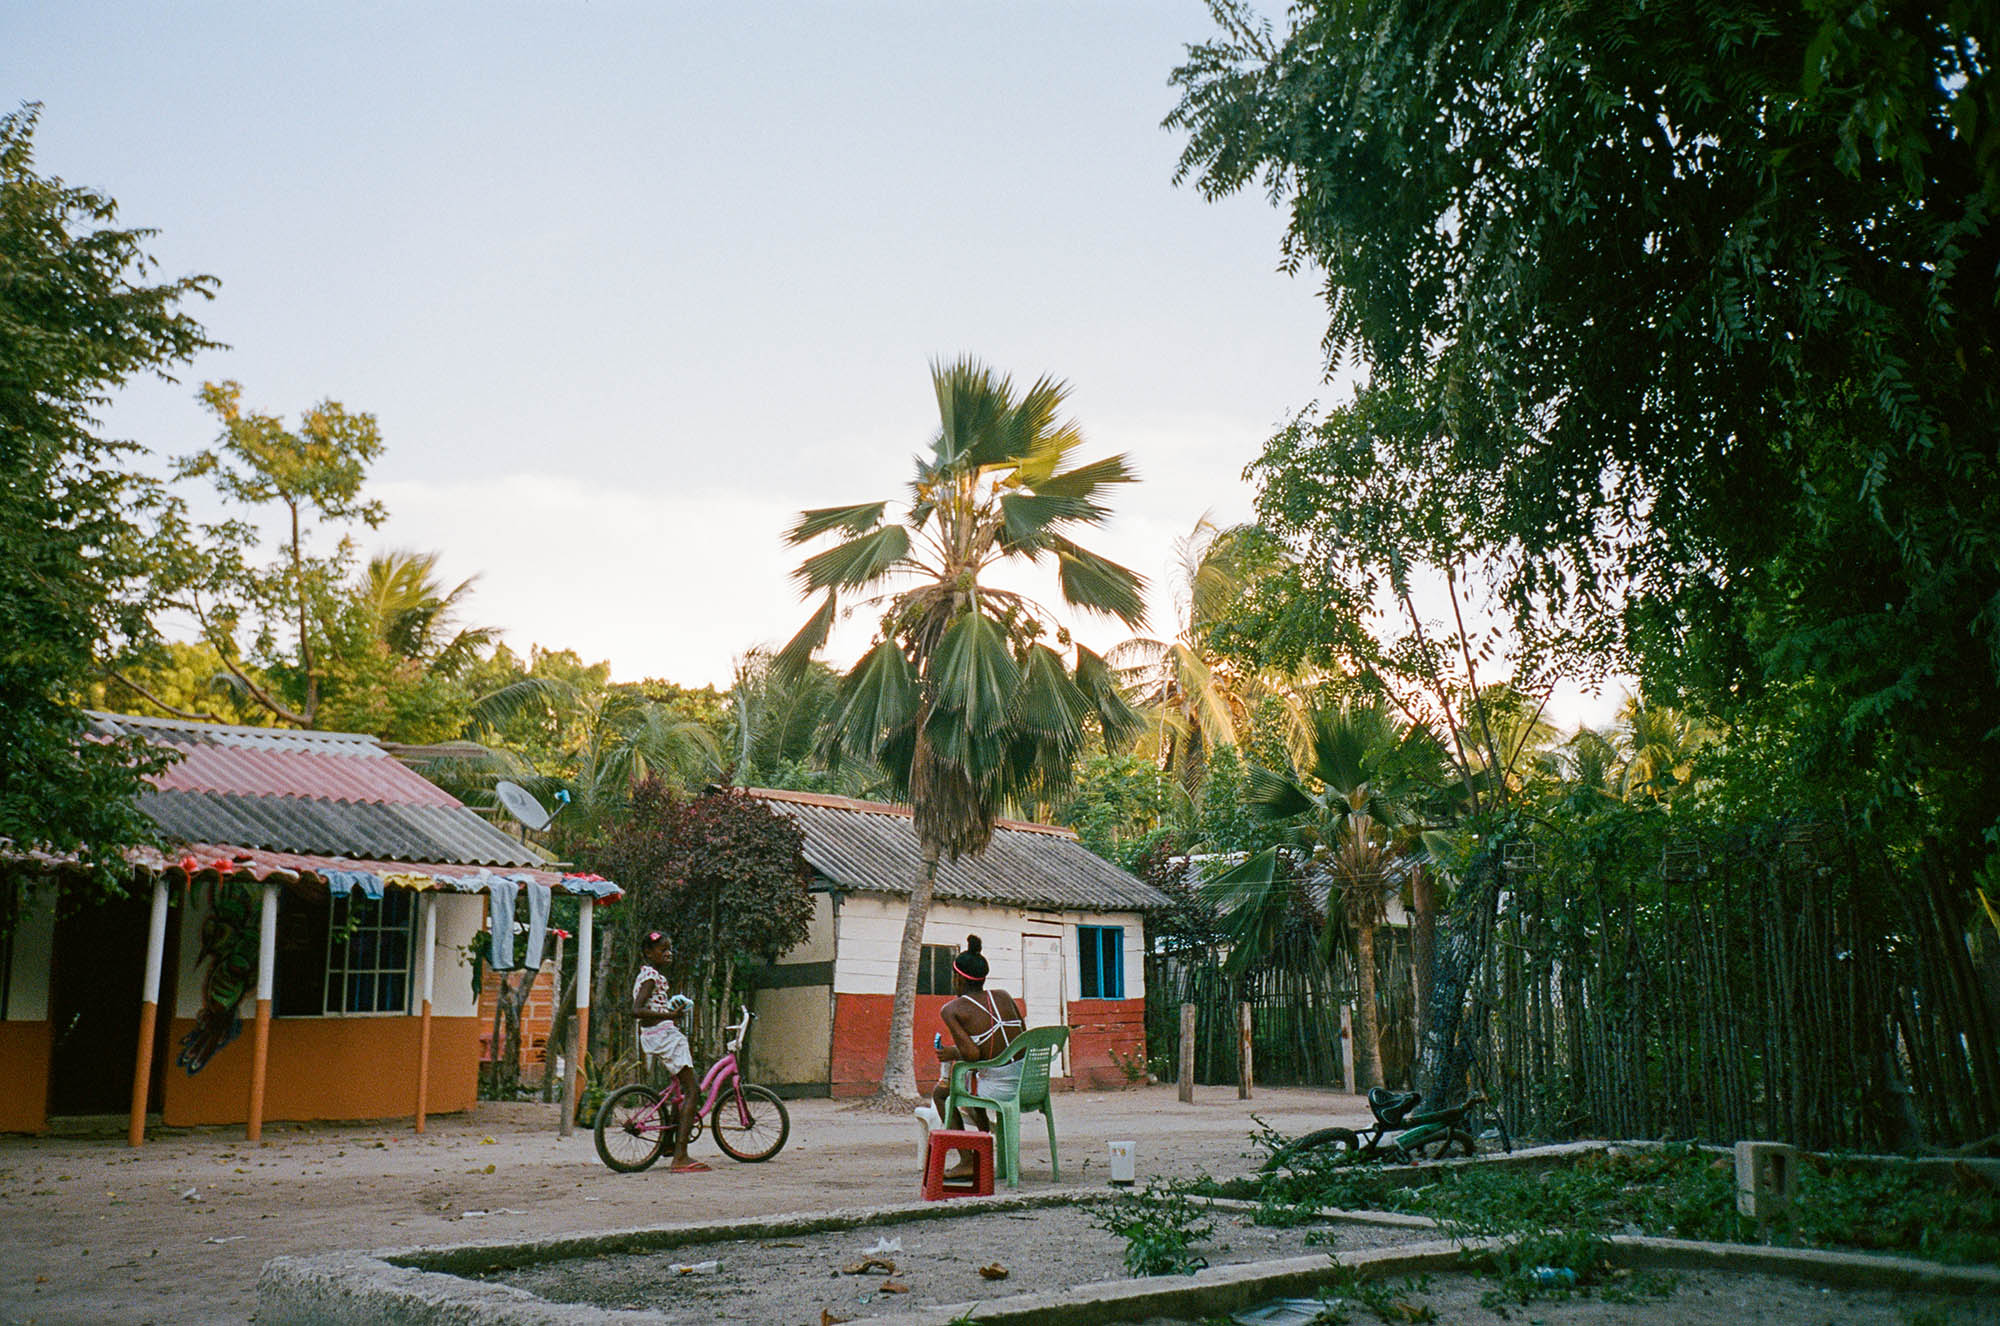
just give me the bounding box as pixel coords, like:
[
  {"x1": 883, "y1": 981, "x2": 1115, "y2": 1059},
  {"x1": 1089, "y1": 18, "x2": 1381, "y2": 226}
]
[
  {"x1": 594, "y1": 1084, "x2": 670, "y2": 1172},
  {"x1": 710, "y1": 1083, "x2": 789, "y2": 1162},
  {"x1": 1265, "y1": 1126, "x2": 1363, "y2": 1171},
  {"x1": 1411, "y1": 1128, "x2": 1477, "y2": 1161}
]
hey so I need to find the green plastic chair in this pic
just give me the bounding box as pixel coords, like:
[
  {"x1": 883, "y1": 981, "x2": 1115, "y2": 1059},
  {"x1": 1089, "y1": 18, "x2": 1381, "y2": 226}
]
[{"x1": 944, "y1": 1024, "x2": 1071, "y2": 1188}]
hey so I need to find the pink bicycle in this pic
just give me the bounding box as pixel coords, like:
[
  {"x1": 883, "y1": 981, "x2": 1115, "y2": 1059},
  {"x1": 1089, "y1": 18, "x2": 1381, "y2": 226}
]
[{"x1": 593, "y1": 1006, "x2": 790, "y2": 1171}]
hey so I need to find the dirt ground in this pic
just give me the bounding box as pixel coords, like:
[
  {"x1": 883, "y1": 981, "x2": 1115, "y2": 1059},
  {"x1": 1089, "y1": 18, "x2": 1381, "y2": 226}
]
[
  {"x1": 0, "y1": 1085, "x2": 1991, "y2": 1326},
  {"x1": 480, "y1": 1203, "x2": 1430, "y2": 1320},
  {"x1": 0, "y1": 1083, "x2": 1356, "y2": 1325}
]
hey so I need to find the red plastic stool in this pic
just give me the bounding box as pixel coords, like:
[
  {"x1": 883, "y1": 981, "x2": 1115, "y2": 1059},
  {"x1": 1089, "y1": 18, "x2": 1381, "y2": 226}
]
[{"x1": 921, "y1": 1128, "x2": 995, "y2": 1201}]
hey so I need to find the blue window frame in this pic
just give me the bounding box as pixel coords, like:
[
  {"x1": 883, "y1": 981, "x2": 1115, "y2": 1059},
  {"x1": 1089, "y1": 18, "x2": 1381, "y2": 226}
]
[{"x1": 1078, "y1": 925, "x2": 1125, "y2": 999}]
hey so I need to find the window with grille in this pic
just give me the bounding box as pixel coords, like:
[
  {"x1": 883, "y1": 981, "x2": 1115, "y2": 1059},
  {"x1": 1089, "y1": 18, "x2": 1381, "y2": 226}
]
[
  {"x1": 917, "y1": 943, "x2": 960, "y2": 996},
  {"x1": 325, "y1": 891, "x2": 415, "y2": 1014},
  {"x1": 1078, "y1": 925, "x2": 1125, "y2": 999}
]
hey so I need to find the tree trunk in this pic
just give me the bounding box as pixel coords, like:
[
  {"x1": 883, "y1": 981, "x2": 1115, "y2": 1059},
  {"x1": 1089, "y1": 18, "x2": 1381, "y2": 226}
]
[
  {"x1": 1354, "y1": 922, "x2": 1385, "y2": 1091},
  {"x1": 876, "y1": 840, "x2": 940, "y2": 1103},
  {"x1": 1411, "y1": 864, "x2": 1435, "y2": 1036},
  {"x1": 1415, "y1": 853, "x2": 1502, "y2": 1103}
]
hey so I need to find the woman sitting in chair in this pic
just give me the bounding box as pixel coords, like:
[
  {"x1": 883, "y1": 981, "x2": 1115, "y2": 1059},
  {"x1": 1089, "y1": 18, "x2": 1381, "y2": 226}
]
[{"x1": 931, "y1": 934, "x2": 1025, "y2": 1178}]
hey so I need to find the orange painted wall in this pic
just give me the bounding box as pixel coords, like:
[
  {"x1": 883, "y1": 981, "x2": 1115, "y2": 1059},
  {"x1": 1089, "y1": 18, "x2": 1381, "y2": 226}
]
[
  {"x1": 1066, "y1": 997, "x2": 1147, "y2": 1090},
  {"x1": 0, "y1": 1022, "x2": 51, "y2": 1133},
  {"x1": 159, "y1": 1016, "x2": 482, "y2": 1127}
]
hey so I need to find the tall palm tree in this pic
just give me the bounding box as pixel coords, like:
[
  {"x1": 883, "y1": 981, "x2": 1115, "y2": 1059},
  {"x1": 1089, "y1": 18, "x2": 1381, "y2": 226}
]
[
  {"x1": 778, "y1": 357, "x2": 1145, "y2": 1101},
  {"x1": 1109, "y1": 517, "x2": 1291, "y2": 796}
]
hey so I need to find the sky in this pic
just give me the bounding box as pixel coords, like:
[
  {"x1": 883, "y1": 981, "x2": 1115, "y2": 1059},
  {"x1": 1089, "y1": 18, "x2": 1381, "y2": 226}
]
[{"x1": 10, "y1": 2, "x2": 1621, "y2": 727}]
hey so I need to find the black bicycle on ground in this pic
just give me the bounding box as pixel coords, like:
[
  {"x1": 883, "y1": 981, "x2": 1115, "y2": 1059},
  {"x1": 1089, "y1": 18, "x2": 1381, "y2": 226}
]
[{"x1": 1264, "y1": 1086, "x2": 1512, "y2": 1169}]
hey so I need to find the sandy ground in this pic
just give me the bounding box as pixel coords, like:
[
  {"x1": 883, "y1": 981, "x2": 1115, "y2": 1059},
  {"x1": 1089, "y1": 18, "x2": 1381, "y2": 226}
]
[
  {"x1": 0, "y1": 1083, "x2": 1357, "y2": 1325},
  {"x1": 1, "y1": 1085, "x2": 1992, "y2": 1326}
]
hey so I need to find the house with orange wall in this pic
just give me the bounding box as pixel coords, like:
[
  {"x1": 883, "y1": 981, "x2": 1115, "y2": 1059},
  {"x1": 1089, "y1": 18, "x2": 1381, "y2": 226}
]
[
  {"x1": 737, "y1": 789, "x2": 1167, "y2": 1097},
  {"x1": 0, "y1": 713, "x2": 619, "y2": 1138}
]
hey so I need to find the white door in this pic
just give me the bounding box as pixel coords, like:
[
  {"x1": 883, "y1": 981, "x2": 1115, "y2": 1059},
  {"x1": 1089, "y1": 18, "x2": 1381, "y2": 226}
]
[{"x1": 1020, "y1": 933, "x2": 1067, "y2": 1075}]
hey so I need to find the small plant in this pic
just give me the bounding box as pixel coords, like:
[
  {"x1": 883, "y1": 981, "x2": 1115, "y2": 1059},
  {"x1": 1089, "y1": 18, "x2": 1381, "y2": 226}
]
[
  {"x1": 1314, "y1": 1267, "x2": 1436, "y2": 1323},
  {"x1": 1094, "y1": 1179, "x2": 1214, "y2": 1276},
  {"x1": 1107, "y1": 1045, "x2": 1150, "y2": 1085},
  {"x1": 1464, "y1": 1229, "x2": 1609, "y2": 1307}
]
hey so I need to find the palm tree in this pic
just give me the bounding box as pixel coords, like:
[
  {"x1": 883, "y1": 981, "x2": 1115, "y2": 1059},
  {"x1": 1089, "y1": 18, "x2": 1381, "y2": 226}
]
[
  {"x1": 357, "y1": 549, "x2": 497, "y2": 679},
  {"x1": 1209, "y1": 700, "x2": 1448, "y2": 1091},
  {"x1": 1616, "y1": 696, "x2": 1717, "y2": 801},
  {"x1": 1109, "y1": 517, "x2": 1291, "y2": 796},
  {"x1": 778, "y1": 356, "x2": 1145, "y2": 1101}
]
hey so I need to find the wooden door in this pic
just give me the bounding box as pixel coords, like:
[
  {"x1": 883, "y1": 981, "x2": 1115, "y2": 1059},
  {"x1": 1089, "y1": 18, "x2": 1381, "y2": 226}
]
[{"x1": 1020, "y1": 933, "x2": 1067, "y2": 1076}]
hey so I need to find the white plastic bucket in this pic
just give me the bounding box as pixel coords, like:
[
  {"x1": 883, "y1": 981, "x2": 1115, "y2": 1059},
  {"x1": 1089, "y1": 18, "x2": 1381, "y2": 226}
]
[{"x1": 1108, "y1": 1138, "x2": 1136, "y2": 1185}]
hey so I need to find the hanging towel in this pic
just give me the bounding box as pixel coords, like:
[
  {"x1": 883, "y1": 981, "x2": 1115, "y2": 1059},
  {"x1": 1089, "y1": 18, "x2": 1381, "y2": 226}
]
[
  {"x1": 521, "y1": 882, "x2": 553, "y2": 969},
  {"x1": 486, "y1": 877, "x2": 520, "y2": 969}
]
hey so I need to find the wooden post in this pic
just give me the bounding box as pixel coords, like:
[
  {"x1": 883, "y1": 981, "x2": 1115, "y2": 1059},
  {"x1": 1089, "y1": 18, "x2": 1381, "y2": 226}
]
[
  {"x1": 1237, "y1": 1001, "x2": 1253, "y2": 1100},
  {"x1": 1178, "y1": 1002, "x2": 1196, "y2": 1104},
  {"x1": 1340, "y1": 1003, "x2": 1357, "y2": 1095},
  {"x1": 562, "y1": 897, "x2": 593, "y2": 1137},
  {"x1": 414, "y1": 894, "x2": 438, "y2": 1132},
  {"x1": 128, "y1": 877, "x2": 170, "y2": 1147},
  {"x1": 245, "y1": 882, "x2": 279, "y2": 1142}
]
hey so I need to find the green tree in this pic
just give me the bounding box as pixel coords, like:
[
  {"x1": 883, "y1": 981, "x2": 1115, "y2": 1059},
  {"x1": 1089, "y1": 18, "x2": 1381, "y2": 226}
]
[
  {"x1": 1168, "y1": 0, "x2": 2000, "y2": 913},
  {"x1": 778, "y1": 356, "x2": 1145, "y2": 1100},
  {"x1": 142, "y1": 380, "x2": 387, "y2": 728},
  {"x1": 1212, "y1": 700, "x2": 1449, "y2": 1089},
  {"x1": 0, "y1": 103, "x2": 213, "y2": 875},
  {"x1": 590, "y1": 779, "x2": 814, "y2": 1061},
  {"x1": 1109, "y1": 517, "x2": 1297, "y2": 795}
]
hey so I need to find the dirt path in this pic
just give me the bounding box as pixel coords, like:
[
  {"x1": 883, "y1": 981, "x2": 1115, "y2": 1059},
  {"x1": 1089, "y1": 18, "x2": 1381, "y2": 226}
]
[{"x1": 0, "y1": 1084, "x2": 1359, "y2": 1325}]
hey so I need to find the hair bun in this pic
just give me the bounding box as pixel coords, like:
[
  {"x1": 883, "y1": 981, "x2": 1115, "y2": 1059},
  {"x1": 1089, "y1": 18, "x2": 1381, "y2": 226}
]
[{"x1": 965, "y1": 934, "x2": 982, "y2": 953}]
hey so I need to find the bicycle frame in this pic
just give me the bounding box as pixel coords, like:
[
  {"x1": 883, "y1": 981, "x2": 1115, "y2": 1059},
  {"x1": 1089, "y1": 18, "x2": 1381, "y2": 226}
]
[{"x1": 646, "y1": 1008, "x2": 756, "y2": 1129}]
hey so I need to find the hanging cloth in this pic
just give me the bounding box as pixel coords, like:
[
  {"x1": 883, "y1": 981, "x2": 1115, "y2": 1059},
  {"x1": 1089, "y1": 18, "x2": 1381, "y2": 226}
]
[
  {"x1": 486, "y1": 877, "x2": 520, "y2": 969},
  {"x1": 520, "y1": 882, "x2": 553, "y2": 969}
]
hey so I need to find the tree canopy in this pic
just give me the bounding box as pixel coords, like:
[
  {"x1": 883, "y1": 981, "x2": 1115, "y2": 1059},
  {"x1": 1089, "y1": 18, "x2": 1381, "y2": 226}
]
[
  {"x1": 1168, "y1": 0, "x2": 1999, "y2": 898},
  {"x1": 0, "y1": 104, "x2": 213, "y2": 872}
]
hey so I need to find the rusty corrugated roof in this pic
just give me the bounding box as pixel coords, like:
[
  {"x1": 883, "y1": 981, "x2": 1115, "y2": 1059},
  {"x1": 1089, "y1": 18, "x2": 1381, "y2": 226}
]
[
  {"x1": 90, "y1": 711, "x2": 550, "y2": 871},
  {"x1": 748, "y1": 788, "x2": 1168, "y2": 913}
]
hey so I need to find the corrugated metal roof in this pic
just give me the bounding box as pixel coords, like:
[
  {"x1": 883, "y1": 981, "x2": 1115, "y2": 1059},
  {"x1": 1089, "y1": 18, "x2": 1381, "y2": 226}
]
[
  {"x1": 126, "y1": 841, "x2": 605, "y2": 892},
  {"x1": 89, "y1": 711, "x2": 550, "y2": 870},
  {"x1": 748, "y1": 788, "x2": 1169, "y2": 913}
]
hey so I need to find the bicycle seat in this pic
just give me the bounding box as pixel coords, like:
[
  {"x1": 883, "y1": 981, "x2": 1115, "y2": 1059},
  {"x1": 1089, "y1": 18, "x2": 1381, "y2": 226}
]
[{"x1": 1367, "y1": 1086, "x2": 1421, "y2": 1124}]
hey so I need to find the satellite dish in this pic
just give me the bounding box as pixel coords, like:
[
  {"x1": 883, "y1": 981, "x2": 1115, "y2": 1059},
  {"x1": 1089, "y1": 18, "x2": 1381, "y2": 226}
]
[{"x1": 494, "y1": 780, "x2": 553, "y2": 831}]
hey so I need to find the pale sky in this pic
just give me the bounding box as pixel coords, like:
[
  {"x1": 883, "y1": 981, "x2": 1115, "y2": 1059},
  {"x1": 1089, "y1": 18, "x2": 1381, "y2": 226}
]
[{"x1": 11, "y1": 2, "x2": 1621, "y2": 729}]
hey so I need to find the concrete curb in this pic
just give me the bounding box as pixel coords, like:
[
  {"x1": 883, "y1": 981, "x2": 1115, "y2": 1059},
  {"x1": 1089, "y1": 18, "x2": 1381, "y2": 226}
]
[{"x1": 258, "y1": 1189, "x2": 2000, "y2": 1325}]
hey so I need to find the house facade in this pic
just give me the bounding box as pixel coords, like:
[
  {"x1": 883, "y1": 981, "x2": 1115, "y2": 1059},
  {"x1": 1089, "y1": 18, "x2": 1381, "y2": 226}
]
[
  {"x1": 737, "y1": 789, "x2": 1168, "y2": 1096},
  {"x1": 0, "y1": 713, "x2": 619, "y2": 1137}
]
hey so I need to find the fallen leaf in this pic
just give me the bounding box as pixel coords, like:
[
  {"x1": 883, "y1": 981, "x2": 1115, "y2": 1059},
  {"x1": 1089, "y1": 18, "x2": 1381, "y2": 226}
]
[
  {"x1": 841, "y1": 1257, "x2": 895, "y2": 1276},
  {"x1": 820, "y1": 1311, "x2": 853, "y2": 1326},
  {"x1": 979, "y1": 1263, "x2": 1009, "y2": 1280},
  {"x1": 880, "y1": 1280, "x2": 909, "y2": 1294},
  {"x1": 480, "y1": 1136, "x2": 497, "y2": 1145}
]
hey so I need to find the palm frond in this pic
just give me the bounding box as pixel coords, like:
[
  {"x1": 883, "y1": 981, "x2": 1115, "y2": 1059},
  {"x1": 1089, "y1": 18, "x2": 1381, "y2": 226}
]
[
  {"x1": 826, "y1": 640, "x2": 920, "y2": 760},
  {"x1": 1075, "y1": 646, "x2": 1145, "y2": 751},
  {"x1": 786, "y1": 501, "x2": 888, "y2": 545},
  {"x1": 774, "y1": 590, "x2": 838, "y2": 679},
  {"x1": 1011, "y1": 644, "x2": 1092, "y2": 738},
  {"x1": 793, "y1": 525, "x2": 911, "y2": 593},
  {"x1": 926, "y1": 611, "x2": 1021, "y2": 736},
  {"x1": 1050, "y1": 535, "x2": 1148, "y2": 626}
]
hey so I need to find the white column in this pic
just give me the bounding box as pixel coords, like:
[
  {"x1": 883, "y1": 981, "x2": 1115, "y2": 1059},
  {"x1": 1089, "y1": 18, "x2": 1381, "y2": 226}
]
[
  {"x1": 127, "y1": 877, "x2": 171, "y2": 1146},
  {"x1": 563, "y1": 897, "x2": 595, "y2": 1138},
  {"x1": 245, "y1": 882, "x2": 279, "y2": 1141},
  {"x1": 414, "y1": 894, "x2": 439, "y2": 1131}
]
